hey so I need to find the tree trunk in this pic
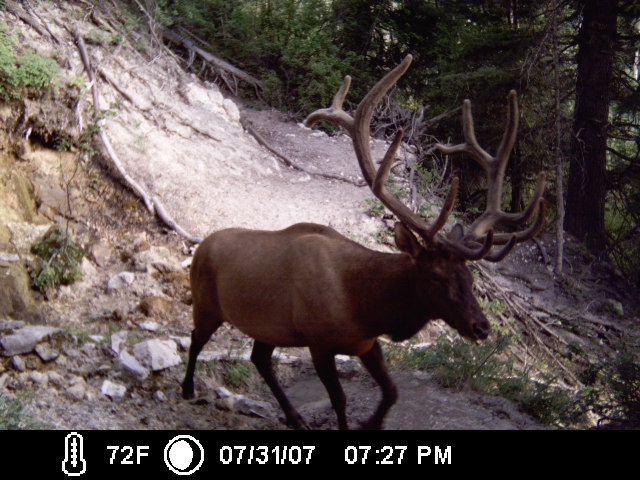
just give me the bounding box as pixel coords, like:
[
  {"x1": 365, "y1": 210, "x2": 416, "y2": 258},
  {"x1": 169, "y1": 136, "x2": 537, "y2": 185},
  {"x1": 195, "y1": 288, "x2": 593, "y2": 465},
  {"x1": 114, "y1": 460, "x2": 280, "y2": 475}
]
[
  {"x1": 552, "y1": 0, "x2": 565, "y2": 274},
  {"x1": 509, "y1": 150, "x2": 523, "y2": 214},
  {"x1": 565, "y1": 0, "x2": 617, "y2": 254}
]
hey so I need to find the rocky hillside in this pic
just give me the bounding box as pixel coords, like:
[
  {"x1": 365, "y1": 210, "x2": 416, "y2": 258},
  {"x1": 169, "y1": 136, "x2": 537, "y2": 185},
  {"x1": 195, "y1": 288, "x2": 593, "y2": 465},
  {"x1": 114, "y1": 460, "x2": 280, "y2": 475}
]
[{"x1": 0, "y1": 1, "x2": 638, "y2": 430}]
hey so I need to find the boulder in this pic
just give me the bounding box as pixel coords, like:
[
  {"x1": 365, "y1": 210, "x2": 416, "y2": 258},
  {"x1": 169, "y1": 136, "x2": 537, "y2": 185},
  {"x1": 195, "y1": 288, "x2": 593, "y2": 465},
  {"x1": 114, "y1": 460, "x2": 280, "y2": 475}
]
[
  {"x1": 101, "y1": 379, "x2": 126, "y2": 401},
  {"x1": 0, "y1": 325, "x2": 61, "y2": 356},
  {"x1": 133, "y1": 339, "x2": 181, "y2": 371},
  {"x1": 115, "y1": 349, "x2": 149, "y2": 381}
]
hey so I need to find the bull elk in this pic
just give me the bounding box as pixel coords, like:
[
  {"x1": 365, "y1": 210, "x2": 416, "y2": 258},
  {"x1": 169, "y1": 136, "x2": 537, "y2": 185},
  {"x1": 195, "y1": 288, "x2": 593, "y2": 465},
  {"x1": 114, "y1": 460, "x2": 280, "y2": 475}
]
[{"x1": 182, "y1": 55, "x2": 545, "y2": 429}]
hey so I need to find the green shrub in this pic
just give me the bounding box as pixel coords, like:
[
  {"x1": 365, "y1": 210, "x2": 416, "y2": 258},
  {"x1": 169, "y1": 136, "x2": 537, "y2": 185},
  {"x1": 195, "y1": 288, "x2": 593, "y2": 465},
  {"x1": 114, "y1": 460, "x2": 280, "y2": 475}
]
[
  {"x1": 402, "y1": 335, "x2": 514, "y2": 390},
  {"x1": 62, "y1": 323, "x2": 92, "y2": 345},
  {"x1": 30, "y1": 225, "x2": 85, "y2": 292},
  {"x1": 0, "y1": 395, "x2": 46, "y2": 429},
  {"x1": 158, "y1": 0, "x2": 357, "y2": 115},
  {"x1": 222, "y1": 359, "x2": 251, "y2": 388},
  {"x1": 0, "y1": 20, "x2": 59, "y2": 100},
  {"x1": 362, "y1": 198, "x2": 386, "y2": 218},
  {"x1": 384, "y1": 334, "x2": 578, "y2": 426},
  {"x1": 578, "y1": 351, "x2": 640, "y2": 428}
]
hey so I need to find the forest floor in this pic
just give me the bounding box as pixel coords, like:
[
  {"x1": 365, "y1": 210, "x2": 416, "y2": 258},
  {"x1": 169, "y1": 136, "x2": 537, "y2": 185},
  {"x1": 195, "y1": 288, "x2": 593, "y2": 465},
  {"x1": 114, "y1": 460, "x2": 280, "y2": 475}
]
[{"x1": 1, "y1": 1, "x2": 638, "y2": 432}]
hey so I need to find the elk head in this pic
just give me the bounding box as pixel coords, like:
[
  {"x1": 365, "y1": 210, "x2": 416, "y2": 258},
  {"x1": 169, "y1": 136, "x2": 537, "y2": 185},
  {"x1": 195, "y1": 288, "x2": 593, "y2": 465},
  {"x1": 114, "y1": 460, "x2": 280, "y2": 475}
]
[{"x1": 305, "y1": 55, "x2": 545, "y2": 342}]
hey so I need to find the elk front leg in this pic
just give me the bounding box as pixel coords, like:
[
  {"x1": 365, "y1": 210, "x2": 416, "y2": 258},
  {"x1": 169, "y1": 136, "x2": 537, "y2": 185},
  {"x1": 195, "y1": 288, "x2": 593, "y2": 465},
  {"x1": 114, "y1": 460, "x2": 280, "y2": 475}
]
[
  {"x1": 310, "y1": 347, "x2": 348, "y2": 430},
  {"x1": 251, "y1": 341, "x2": 308, "y2": 429},
  {"x1": 358, "y1": 341, "x2": 398, "y2": 429}
]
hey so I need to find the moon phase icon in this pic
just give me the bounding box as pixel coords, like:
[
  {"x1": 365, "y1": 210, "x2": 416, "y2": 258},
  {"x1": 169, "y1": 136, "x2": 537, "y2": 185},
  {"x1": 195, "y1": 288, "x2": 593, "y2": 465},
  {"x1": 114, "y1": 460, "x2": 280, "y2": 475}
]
[{"x1": 164, "y1": 435, "x2": 204, "y2": 475}]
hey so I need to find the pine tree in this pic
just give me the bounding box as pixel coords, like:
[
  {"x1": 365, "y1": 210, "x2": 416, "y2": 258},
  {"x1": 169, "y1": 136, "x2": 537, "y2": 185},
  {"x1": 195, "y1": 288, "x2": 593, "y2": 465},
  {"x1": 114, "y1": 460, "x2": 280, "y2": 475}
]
[{"x1": 565, "y1": 0, "x2": 618, "y2": 254}]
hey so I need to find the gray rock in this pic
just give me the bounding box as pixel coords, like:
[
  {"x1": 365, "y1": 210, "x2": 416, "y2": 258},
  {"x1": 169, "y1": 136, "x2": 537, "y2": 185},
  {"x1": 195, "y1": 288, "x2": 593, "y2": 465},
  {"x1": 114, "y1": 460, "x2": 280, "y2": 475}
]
[
  {"x1": 35, "y1": 343, "x2": 59, "y2": 362},
  {"x1": 0, "y1": 325, "x2": 61, "y2": 356},
  {"x1": 153, "y1": 390, "x2": 168, "y2": 402},
  {"x1": 213, "y1": 386, "x2": 274, "y2": 418},
  {"x1": 101, "y1": 379, "x2": 126, "y2": 401},
  {"x1": 115, "y1": 349, "x2": 149, "y2": 381},
  {"x1": 78, "y1": 258, "x2": 98, "y2": 284},
  {"x1": 606, "y1": 299, "x2": 624, "y2": 317},
  {"x1": 46, "y1": 371, "x2": 65, "y2": 387},
  {"x1": 137, "y1": 320, "x2": 160, "y2": 332},
  {"x1": 88, "y1": 240, "x2": 112, "y2": 267},
  {"x1": 214, "y1": 386, "x2": 233, "y2": 398},
  {"x1": 133, "y1": 339, "x2": 182, "y2": 371},
  {"x1": 0, "y1": 319, "x2": 25, "y2": 332},
  {"x1": 107, "y1": 272, "x2": 135, "y2": 290},
  {"x1": 0, "y1": 253, "x2": 20, "y2": 262},
  {"x1": 27, "y1": 371, "x2": 48, "y2": 387},
  {"x1": 171, "y1": 336, "x2": 191, "y2": 351},
  {"x1": 133, "y1": 246, "x2": 182, "y2": 273},
  {"x1": 10, "y1": 356, "x2": 26, "y2": 371},
  {"x1": 110, "y1": 330, "x2": 129, "y2": 354},
  {"x1": 66, "y1": 376, "x2": 90, "y2": 401}
]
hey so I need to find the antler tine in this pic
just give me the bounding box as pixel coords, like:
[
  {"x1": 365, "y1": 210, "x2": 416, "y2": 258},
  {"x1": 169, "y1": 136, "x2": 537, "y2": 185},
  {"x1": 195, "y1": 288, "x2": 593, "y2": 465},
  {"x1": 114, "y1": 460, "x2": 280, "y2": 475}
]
[
  {"x1": 434, "y1": 99, "x2": 493, "y2": 167},
  {"x1": 495, "y1": 90, "x2": 520, "y2": 170},
  {"x1": 480, "y1": 198, "x2": 545, "y2": 262},
  {"x1": 446, "y1": 229, "x2": 495, "y2": 260},
  {"x1": 431, "y1": 90, "x2": 546, "y2": 260},
  {"x1": 424, "y1": 177, "x2": 459, "y2": 238},
  {"x1": 351, "y1": 54, "x2": 413, "y2": 186},
  {"x1": 306, "y1": 55, "x2": 457, "y2": 243},
  {"x1": 483, "y1": 235, "x2": 517, "y2": 262},
  {"x1": 444, "y1": 195, "x2": 545, "y2": 262},
  {"x1": 466, "y1": 171, "x2": 546, "y2": 244},
  {"x1": 485, "y1": 89, "x2": 519, "y2": 217},
  {"x1": 490, "y1": 198, "x2": 546, "y2": 244},
  {"x1": 372, "y1": 130, "x2": 460, "y2": 240},
  {"x1": 304, "y1": 75, "x2": 355, "y2": 133}
]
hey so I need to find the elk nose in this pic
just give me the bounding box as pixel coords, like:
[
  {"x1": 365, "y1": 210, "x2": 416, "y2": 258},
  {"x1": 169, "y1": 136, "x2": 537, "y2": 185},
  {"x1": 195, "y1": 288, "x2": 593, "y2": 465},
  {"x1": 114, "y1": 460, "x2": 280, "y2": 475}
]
[{"x1": 472, "y1": 320, "x2": 490, "y2": 340}]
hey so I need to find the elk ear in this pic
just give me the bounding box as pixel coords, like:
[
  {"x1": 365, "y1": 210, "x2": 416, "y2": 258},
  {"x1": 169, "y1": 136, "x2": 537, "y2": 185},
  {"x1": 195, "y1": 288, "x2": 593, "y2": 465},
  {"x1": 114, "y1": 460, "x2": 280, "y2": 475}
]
[
  {"x1": 394, "y1": 222, "x2": 422, "y2": 258},
  {"x1": 447, "y1": 223, "x2": 464, "y2": 242}
]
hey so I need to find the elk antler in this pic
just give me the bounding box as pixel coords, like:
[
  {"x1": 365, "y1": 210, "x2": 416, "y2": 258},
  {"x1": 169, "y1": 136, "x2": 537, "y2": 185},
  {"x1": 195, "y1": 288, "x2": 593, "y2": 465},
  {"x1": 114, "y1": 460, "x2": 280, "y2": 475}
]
[
  {"x1": 304, "y1": 55, "x2": 461, "y2": 247},
  {"x1": 434, "y1": 91, "x2": 546, "y2": 261},
  {"x1": 305, "y1": 56, "x2": 544, "y2": 261}
]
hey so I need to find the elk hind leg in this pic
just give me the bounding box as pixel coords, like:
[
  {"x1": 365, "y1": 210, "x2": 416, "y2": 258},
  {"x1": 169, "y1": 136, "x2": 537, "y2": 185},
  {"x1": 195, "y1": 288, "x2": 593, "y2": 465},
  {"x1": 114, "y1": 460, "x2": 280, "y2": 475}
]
[
  {"x1": 182, "y1": 307, "x2": 222, "y2": 399},
  {"x1": 251, "y1": 341, "x2": 308, "y2": 429},
  {"x1": 358, "y1": 341, "x2": 398, "y2": 429}
]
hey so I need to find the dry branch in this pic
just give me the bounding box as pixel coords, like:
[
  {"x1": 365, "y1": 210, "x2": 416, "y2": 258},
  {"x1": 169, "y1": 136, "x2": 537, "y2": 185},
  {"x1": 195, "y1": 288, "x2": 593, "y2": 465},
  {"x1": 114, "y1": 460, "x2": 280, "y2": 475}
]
[
  {"x1": 5, "y1": 0, "x2": 58, "y2": 42},
  {"x1": 72, "y1": 27, "x2": 202, "y2": 244},
  {"x1": 474, "y1": 263, "x2": 580, "y2": 385},
  {"x1": 96, "y1": 67, "x2": 138, "y2": 106},
  {"x1": 160, "y1": 27, "x2": 263, "y2": 92},
  {"x1": 153, "y1": 197, "x2": 203, "y2": 244}
]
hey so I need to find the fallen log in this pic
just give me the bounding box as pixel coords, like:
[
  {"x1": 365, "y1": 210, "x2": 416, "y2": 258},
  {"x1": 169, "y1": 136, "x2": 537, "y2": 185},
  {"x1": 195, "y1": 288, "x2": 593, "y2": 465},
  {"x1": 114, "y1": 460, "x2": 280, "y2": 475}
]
[{"x1": 160, "y1": 27, "x2": 263, "y2": 92}]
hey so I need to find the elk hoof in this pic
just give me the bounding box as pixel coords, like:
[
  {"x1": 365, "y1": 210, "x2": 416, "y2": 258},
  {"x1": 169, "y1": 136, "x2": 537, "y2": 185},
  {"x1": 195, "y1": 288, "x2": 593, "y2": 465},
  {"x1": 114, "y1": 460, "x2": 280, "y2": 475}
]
[
  {"x1": 182, "y1": 385, "x2": 195, "y2": 400},
  {"x1": 285, "y1": 414, "x2": 310, "y2": 430},
  {"x1": 359, "y1": 419, "x2": 383, "y2": 430}
]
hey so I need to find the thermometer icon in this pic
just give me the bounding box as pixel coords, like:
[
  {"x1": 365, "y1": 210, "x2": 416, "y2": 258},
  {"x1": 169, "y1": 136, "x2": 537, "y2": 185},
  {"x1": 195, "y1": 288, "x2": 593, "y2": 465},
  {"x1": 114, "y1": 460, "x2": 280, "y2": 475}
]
[{"x1": 62, "y1": 432, "x2": 86, "y2": 476}]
